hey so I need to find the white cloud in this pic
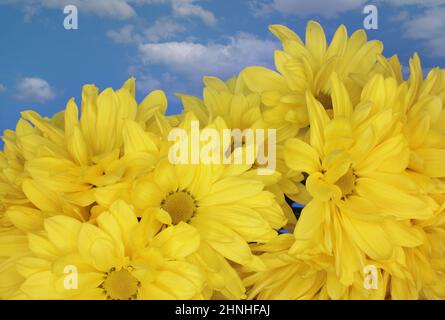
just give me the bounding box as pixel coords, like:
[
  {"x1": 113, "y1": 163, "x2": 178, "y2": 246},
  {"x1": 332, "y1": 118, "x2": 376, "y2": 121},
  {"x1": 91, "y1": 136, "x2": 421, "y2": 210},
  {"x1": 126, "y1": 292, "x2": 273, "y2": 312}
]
[
  {"x1": 128, "y1": 0, "x2": 169, "y2": 3},
  {"x1": 107, "y1": 25, "x2": 142, "y2": 44},
  {"x1": 250, "y1": 0, "x2": 445, "y2": 18},
  {"x1": 382, "y1": 0, "x2": 445, "y2": 6},
  {"x1": 396, "y1": 5, "x2": 445, "y2": 57},
  {"x1": 251, "y1": 0, "x2": 367, "y2": 18},
  {"x1": 23, "y1": 4, "x2": 39, "y2": 22},
  {"x1": 16, "y1": 77, "x2": 56, "y2": 103},
  {"x1": 2, "y1": 0, "x2": 217, "y2": 25},
  {"x1": 107, "y1": 17, "x2": 186, "y2": 45},
  {"x1": 0, "y1": 0, "x2": 136, "y2": 20},
  {"x1": 46, "y1": 0, "x2": 136, "y2": 19},
  {"x1": 0, "y1": 84, "x2": 6, "y2": 93},
  {"x1": 128, "y1": 0, "x2": 217, "y2": 25},
  {"x1": 138, "y1": 33, "x2": 278, "y2": 82},
  {"x1": 248, "y1": 0, "x2": 445, "y2": 57},
  {"x1": 403, "y1": 7, "x2": 445, "y2": 40},
  {"x1": 172, "y1": 0, "x2": 216, "y2": 25},
  {"x1": 138, "y1": 74, "x2": 162, "y2": 92},
  {"x1": 144, "y1": 17, "x2": 186, "y2": 42},
  {"x1": 136, "y1": 72, "x2": 176, "y2": 92}
]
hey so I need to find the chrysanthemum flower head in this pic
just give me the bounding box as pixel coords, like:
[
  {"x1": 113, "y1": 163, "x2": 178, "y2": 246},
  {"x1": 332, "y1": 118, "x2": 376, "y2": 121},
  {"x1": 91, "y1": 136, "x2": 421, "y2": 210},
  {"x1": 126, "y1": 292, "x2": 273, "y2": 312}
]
[
  {"x1": 130, "y1": 112, "x2": 287, "y2": 299},
  {"x1": 0, "y1": 79, "x2": 169, "y2": 298},
  {"x1": 240, "y1": 21, "x2": 384, "y2": 142},
  {"x1": 399, "y1": 56, "x2": 445, "y2": 182},
  {"x1": 177, "y1": 75, "x2": 264, "y2": 131},
  {"x1": 280, "y1": 73, "x2": 437, "y2": 291},
  {"x1": 177, "y1": 76, "x2": 303, "y2": 228},
  {"x1": 7, "y1": 200, "x2": 204, "y2": 300},
  {"x1": 0, "y1": 79, "x2": 164, "y2": 221}
]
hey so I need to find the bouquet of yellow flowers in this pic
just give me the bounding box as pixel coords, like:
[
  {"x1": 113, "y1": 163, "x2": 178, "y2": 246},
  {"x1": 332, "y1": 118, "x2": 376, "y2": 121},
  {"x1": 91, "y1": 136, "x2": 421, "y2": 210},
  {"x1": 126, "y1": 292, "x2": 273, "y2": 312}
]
[{"x1": 1, "y1": 21, "x2": 444, "y2": 300}]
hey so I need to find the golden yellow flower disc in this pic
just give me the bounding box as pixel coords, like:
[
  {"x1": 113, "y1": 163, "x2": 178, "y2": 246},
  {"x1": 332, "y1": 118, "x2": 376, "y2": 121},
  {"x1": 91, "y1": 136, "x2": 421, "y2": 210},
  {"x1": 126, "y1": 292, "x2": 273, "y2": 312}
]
[
  {"x1": 335, "y1": 168, "x2": 356, "y2": 198},
  {"x1": 162, "y1": 191, "x2": 196, "y2": 224},
  {"x1": 102, "y1": 269, "x2": 139, "y2": 300}
]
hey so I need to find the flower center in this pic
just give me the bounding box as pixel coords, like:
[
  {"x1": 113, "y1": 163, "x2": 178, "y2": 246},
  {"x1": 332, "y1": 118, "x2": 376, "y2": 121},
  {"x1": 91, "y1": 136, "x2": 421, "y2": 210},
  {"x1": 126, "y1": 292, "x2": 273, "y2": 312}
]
[
  {"x1": 317, "y1": 92, "x2": 333, "y2": 110},
  {"x1": 161, "y1": 191, "x2": 196, "y2": 224},
  {"x1": 101, "y1": 268, "x2": 140, "y2": 300},
  {"x1": 335, "y1": 168, "x2": 356, "y2": 198}
]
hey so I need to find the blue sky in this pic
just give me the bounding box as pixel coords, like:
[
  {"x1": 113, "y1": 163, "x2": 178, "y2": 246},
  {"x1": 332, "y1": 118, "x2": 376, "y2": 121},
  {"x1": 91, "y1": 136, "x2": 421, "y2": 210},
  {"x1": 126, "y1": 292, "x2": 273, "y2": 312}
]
[{"x1": 1, "y1": 0, "x2": 445, "y2": 146}]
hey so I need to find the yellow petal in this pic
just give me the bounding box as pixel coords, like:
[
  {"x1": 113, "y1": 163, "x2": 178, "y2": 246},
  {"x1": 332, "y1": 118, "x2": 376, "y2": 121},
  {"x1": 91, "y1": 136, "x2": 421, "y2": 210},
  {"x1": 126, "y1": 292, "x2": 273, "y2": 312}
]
[
  {"x1": 331, "y1": 72, "x2": 352, "y2": 118},
  {"x1": 122, "y1": 77, "x2": 136, "y2": 97},
  {"x1": 306, "y1": 91, "x2": 329, "y2": 156},
  {"x1": 269, "y1": 24, "x2": 303, "y2": 44},
  {"x1": 139, "y1": 90, "x2": 167, "y2": 115},
  {"x1": 20, "y1": 271, "x2": 61, "y2": 299},
  {"x1": 7, "y1": 206, "x2": 43, "y2": 232},
  {"x1": 305, "y1": 21, "x2": 327, "y2": 64},
  {"x1": 342, "y1": 213, "x2": 393, "y2": 260},
  {"x1": 415, "y1": 148, "x2": 445, "y2": 178},
  {"x1": 290, "y1": 200, "x2": 327, "y2": 254},
  {"x1": 28, "y1": 233, "x2": 58, "y2": 259},
  {"x1": 194, "y1": 218, "x2": 262, "y2": 270},
  {"x1": 326, "y1": 25, "x2": 347, "y2": 60},
  {"x1": 284, "y1": 138, "x2": 321, "y2": 174},
  {"x1": 78, "y1": 224, "x2": 119, "y2": 272},
  {"x1": 200, "y1": 177, "x2": 263, "y2": 206},
  {"x1": 241, "y1": 66, "x2": 288, "y2": 94},
  {"x1": 199, "y1": 205, "x2": 277, "y2": 242},
  {"x1": 355, "y1": 177, "x2": 433, "y2": 219},
  {"x1": 44, "y1": 216, "x2": 82, "y2": 254},
  {"x1": 123, "y1": 120, "x2": 158, "y2": 155},
  {"x1": 22, "y1": 179, "x2": 61, "y2": 212},
  {"x1": 151, "y1": 222, "x2": 200, "y2": 259},
  {"x1": 306, "y1": 172, "x2": 341, "y2": 201}
]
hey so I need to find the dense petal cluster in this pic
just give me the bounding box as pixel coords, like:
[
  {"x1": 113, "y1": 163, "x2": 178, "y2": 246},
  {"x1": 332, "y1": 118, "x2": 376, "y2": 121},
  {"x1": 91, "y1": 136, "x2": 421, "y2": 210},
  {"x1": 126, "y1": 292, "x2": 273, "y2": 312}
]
[
  {"x1": 1, "y1": 21, "x2": 444, "y2": 300},
  {"x1": 243, "y1": 22, "x2": 445, "y2": 300}
]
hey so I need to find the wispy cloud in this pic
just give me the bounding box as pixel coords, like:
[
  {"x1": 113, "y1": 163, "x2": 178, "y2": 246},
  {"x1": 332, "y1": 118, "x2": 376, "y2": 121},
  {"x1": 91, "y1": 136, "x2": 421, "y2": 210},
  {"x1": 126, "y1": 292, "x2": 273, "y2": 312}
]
[
  {"x1": 16, "y1": 77, "x2": 56, "y2": 103},
  {"x1": 136, "y1": 72, "x2": 177, "y2": 93},
  {"x1": 107, "y1": 17, "x2": 186, "y2": 45},
  {"x1": 107, "y1": 25, "x2": 143, "y2": 44},
  {"x1": 172, "y1": 0, "x2": 216, "y2": 25},
  {"x1": 250, "y1": 0, "x2": 367, "y2": 18},
  {"x1": 248, "y1": 0, "x2": 445, "y2": 58},
  {"x1": 144, "y1": 17, "x2": 187, "y2": 42},
  {"x1": 0, "y1": 0, "x2": 218, "y2": 23},
  {"x1": 0, "y1": 0, "x2": 136, "y2": 20},
  {"x1": 401, "y1": 7, "x2": 445, "y2": 57},
  {"x1": 138, "y1": 33, "x2": 278, "y2": 82},
  {"x1": 385, "y1": 1, "x2": 445, "y2": 58},
  {"x1": 383, "y1": 0, "x2": 445, "y2": 6},
  {"x1": 0, "y1": 84, "x2": 6, "y2": 93}
]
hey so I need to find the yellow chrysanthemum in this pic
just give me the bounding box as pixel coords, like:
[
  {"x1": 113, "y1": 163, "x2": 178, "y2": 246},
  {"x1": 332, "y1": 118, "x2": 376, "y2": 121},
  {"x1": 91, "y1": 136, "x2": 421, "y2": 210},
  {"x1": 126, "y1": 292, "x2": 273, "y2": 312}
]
[
  {"x1": 245, "y1": 235, "x2": 390, "y2": 300},
  {"x1": 177, "y1": 76, "x2": 303, "y2": 228},
  {"x1": 248, "y1": 74, "x2": 438, "y2": 297},
  {"x1": 129, "y1": 112, "x2": 287, "y2": 299},
  {"x1": 247, "y1": 198, "x2": 445, "y2": 300},
  {"x1": 242, "y1": 43, "x2": 445, "y2": 299},
  {"x1": 177, "y1": 75, "x2": 264, "y2": 132},
  {"x1": 240, "y1": 21, "x2": 383, "y2": 142},
  {"x1": 0, "y1": 79, "x2": 168, "y2": 262},
  {"x1": 1, "y1": 78, "x2": 169, "y2": 215},
  {"x1": 380, "y1": 54, "x2": 445, "y2": 183},
  {"x1": 3, "y1": 200, "x2": 204, "y2": 300}
]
